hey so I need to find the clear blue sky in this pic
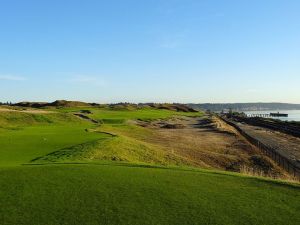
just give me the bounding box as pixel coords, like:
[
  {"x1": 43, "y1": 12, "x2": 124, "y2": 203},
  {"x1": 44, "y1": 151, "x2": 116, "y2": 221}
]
[{"x1": 0, "y1": 0, "x2": 299, "y2": 103}]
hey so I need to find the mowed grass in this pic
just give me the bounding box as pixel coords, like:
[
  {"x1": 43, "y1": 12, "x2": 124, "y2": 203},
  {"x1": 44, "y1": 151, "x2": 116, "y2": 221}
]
[
  {"x1": 54, "y1": 106, "x2": 202, "y2": 124},
  {"x1": 19, "y1": 107, "x2": 202, "y2": 165},
  {"x1": 0, "y1": 164, "x2": 299, "y2": 225},
  {"x1": 0, "y1": 107, "x2": 299, "y2": 225},
  {"x1": 0, "y1": 111, "x2": 109, "y2": 166},
  {"x1": 0, "y1": 108, "x2": 200, "y2": 166},
  {"x1": 0, "y1": 125, "x2": 110, "y2": 166}
]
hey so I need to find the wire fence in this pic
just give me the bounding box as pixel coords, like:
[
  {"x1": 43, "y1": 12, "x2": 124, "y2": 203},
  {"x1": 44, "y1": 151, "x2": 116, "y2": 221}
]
[{"x1": 220, "y1": 116, "x2": 300, "y2": 178}]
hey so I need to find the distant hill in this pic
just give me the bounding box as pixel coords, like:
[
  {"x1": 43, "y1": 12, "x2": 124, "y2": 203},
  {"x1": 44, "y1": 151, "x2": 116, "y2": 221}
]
[
  {"x1": 139, "y1": 103, "x2": 198, "y2": 112},
  {"x1": 14, "y1": 100, "x2": 96, "y2": 108},
  {"x1": 103, "y1": 103, "x2": 198, "y2": 112},
  {"x1": 188, "y1": 103, "x2": 300, "y2": 112},
  {"x1": 12, "y1": 100, "x2": 197, "y2": 112}
]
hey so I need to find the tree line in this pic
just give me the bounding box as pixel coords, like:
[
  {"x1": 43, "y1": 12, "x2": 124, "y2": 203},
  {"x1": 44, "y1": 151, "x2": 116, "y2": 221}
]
[{"x1": 0, "y1": 102, "x2": 13, "y2": 105}]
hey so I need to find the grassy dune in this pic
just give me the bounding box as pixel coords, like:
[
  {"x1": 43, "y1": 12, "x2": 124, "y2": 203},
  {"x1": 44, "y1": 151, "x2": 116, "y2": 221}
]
[
  {"x1": 0, "y1": 107, "x2": 299, "y2": 225},
  {"x1": 88, "y1": 107, "x2": 200, "y2": 123},
  {"x1": 0, "y1": 107, "x2": 200, "y2": 166}
]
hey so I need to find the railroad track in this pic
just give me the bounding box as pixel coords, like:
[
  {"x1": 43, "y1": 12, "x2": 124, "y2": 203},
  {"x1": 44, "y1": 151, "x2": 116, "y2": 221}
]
[
  {"x1": 219, "y1": 116, "x2": 300, "y2": 179},
  {"x1": 233, "y1": 117, "x2": 300, "y2": 138}
]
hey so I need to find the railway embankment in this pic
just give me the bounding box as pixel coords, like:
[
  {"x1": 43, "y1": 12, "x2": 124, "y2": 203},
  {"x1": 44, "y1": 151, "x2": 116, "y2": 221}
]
[{"x1": 220, "y1": 116, "x2": 300, "y2": 178}]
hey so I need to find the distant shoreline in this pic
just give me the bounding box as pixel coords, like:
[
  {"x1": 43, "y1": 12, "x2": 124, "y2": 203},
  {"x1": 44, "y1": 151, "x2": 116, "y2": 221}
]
[{"x1": 188, "y1": 103, "x2": 300, "y2": 112}]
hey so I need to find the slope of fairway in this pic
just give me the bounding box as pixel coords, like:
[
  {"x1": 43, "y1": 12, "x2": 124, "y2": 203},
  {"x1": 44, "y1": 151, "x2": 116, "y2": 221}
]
[
  {"x1": 54, "y1": 107, "x2": 202, "y2": 124},
  {"x1": 0, "y1": 111, "x2": 110, "y2": 166},
  {"x1": 0, "y1": 107, "x2": 202, "y2": 167},
  {"x1": 0, "y1": 164, "x2": 299, "y2": 225},
  {"x1": 89, "y1": 108, "x2": 200, "y2": 124},
  {"x1": 0, "y1": 126, "x2": 113, "y2": 166}
]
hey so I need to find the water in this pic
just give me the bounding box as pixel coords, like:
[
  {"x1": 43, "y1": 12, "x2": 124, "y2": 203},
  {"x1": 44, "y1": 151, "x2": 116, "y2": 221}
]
[{"x1": 243, "y1": 110, "x2": 300, "y2": 122}]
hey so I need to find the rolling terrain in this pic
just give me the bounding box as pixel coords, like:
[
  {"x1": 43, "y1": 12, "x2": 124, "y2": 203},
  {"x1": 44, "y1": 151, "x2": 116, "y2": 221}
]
[{"x1": 0, "y1": 104, "x2": 299, "y2": 225}]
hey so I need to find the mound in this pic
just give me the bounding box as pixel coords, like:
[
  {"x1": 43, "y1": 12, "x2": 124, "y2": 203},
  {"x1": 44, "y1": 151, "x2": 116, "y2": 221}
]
[
  {"x1": 140, "y1": 103, "x2": 198, "y2": 112},
  {"x1": 14, "y1": 100, "x2": 93, "y2": 108},
  {"x1": 49, "y1": 100, "x2": 91, "y2": 107},
  {"x1": 160, "y1": 104, "x2": 197, "y2": 112},
  {"x1": 14, "y1": 101, "x2": 49, "y2": 108},
  {"x1": 109, "y1": 103, "x2": 138, "y2": 111},
  {"x1": 14, "y1": 101, "x2": 198, "y2": 113}
]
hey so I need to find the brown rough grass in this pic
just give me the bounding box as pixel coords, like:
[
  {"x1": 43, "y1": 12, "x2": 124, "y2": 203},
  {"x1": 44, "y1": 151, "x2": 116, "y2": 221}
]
[{"x1": 98, "y1": 115, "x2": 289, "y2": 178}]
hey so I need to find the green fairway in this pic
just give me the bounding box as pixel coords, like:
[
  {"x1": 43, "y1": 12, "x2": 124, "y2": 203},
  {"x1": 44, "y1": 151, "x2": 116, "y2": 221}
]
[
  {"x1": 54, "y1": 106, "x2": 202, "y2": 124},
  {"x1": 0, "y1": 164, "x2": 299, "y2": 225},
  {"x1": 89, "y1": 108, "x2": 201, "y2": 123},
  {"x1": 0, "y1": 107, "x2": 299, "y2": 225},
  {"x1": 0, "y1": 108, "x2": 200, "y2": 166},
  {"x1": 0, "y1": 125, "x2": 110, "y2": 166},
  {"x1": 0, "y1": 111, "x2": 110, "y2": 166}
]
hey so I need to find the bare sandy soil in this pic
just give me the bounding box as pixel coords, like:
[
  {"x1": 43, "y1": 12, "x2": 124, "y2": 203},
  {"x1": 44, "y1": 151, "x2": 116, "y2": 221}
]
[{"x1": 136, "y1": 116, "x2": 287, "y2": 177}]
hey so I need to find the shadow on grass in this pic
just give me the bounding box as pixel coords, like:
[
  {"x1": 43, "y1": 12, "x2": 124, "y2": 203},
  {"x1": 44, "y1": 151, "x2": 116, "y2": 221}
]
[{"x1": 23, "y1": 160, "x2": 300, "y2": 188}]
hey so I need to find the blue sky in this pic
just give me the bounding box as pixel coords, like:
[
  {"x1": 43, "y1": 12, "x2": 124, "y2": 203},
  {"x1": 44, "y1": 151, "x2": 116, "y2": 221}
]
[{"x1": 0, "y1": 0, "x2": 299, "y2": 103}]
